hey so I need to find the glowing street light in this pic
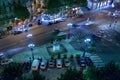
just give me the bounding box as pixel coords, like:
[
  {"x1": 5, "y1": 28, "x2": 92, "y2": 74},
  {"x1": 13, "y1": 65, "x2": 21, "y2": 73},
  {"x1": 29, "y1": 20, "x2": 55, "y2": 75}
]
[
  {"x1": 83, "y1": 38, "x2": 91, "y2": 57},
  {"x1": 28, "y1": 43, "x2": 35, "y2": 60},
  {"x1": 26, "y1": 33, "x2": 33, "y2": 38},
  {"x1": 84, "y1": 38, "x2": 91, "y2": 43}
]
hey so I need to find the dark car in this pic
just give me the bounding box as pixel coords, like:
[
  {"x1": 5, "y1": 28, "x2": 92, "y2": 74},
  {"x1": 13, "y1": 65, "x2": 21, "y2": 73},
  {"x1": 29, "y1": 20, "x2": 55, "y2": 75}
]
[
  {"x1": 23, "y1": 62, "x2": 31, "y2": 72},
  {"x1": 13, "y1": 31, "x2": 22, "y2": 35},
  {"x1": 64, "y1": 59, "x2": 70, "y2": 67},
  {"x1": 85, "y1": 57, "x2": 93, "y2": 66},
  {"x1": 48, "y1": 59, "x2": 55, "y2": 68},
  {"x1": 79, "y1": 58, "x2": 86, "y2": 68}
]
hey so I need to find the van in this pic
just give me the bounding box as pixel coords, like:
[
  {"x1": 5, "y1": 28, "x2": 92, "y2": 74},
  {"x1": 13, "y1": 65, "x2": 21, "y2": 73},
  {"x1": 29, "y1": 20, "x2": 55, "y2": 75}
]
[{"x1": 31, "y1": 59, "x2": 39, "y2": 71}]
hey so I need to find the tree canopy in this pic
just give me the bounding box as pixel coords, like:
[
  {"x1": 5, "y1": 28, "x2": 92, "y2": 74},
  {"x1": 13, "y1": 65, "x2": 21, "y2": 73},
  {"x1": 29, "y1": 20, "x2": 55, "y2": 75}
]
[
  {"x1": 13, "y1": 5, "x2": 30, "y2": 20},
  {"x1": 58, "y1": 68, "x2": 85, "y2": 80},
  {"x1": 1, "y1": 62, "x2": 23, "y2": 80},
  {"x1": 45, "y1": 0, "x2": 87, "y2": 14},
  {"x1": 45, "y1": 0, "x2": 62, "y2": 14},
  {"x1": 85, "y1": 61, "x2": 120, "y2": 80}
]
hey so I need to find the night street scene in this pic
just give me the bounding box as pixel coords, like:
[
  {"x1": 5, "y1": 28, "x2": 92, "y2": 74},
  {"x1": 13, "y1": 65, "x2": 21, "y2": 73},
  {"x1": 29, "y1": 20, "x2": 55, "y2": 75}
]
[{"x1": 0, "y1": 0, "x2": 120, "y2": 80}]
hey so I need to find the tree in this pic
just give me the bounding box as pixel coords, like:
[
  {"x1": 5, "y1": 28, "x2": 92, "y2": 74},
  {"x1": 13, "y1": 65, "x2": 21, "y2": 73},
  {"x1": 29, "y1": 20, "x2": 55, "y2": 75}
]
[
  {"x1": 13, "y1": 4, "x2": 30, "y2": 20},
  {"x1": 63, "y1": 0, "x2": 87, "y2": 7},
  {"x1": 75, "y1": 0, "x2": 87, "y2": 7},
  {"x1": 84, "y1": 66, "x2": 99, "y2": 80},
  {"x1": 1, "y1": 62, "x2": 24, "y2": 80},
  {"x1": 58, "y1": 68, "x2": 85, "y2": 80},
  {"x1": 16, "y1": 74, "x2": 46, "y2": 80},
  {"x1": 45, "y1": 0, "x2": 62, "y2": 14},
  {"x1": 63, "y1": 0, "x2": 74, "y2": 7},
  {"x1": 99, "y1": 61, "x2": 120, "y2": 80},
  {"x1": 85, "y1": 61, "x2": 120, "y2": 80}
]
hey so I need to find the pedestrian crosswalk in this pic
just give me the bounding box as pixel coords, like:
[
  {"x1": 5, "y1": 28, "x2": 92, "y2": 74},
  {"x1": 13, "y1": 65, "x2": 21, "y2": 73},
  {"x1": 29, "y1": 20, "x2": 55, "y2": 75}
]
[
  {"x1": 71, "y1": 31, "x2": 86, "y2": 41},
  {"x1": 89, "y1": 54, "x2": 105, "y2": 67}
]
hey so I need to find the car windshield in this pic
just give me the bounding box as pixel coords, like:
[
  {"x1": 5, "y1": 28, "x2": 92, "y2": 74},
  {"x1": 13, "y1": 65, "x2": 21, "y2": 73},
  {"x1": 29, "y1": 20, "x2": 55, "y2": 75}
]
[
  {"x1": 41, "y1": 65, "x2": 45, "y2": 66},
  {"x1": 65, "y1": 61, "x2": 69, "y2": 63}
]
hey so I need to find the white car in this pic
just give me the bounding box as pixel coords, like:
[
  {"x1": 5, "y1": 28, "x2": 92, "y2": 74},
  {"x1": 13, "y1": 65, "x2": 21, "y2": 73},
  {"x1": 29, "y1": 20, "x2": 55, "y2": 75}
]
[
  {"x1": 0, "y1": 59, "x2": 13, "y2": 65},
  {"x1": 40, "y1": 60, "x2": 47, "y2": 70},
  {"x1": 0, "y1": 53, "x2": 5, "y2": 59},
  {"x1": 41, "y1": 17, "x2": 65, "y2": 25},
  {"x1": 56, "y1": 59, "x2": 62, "y2": 68}
]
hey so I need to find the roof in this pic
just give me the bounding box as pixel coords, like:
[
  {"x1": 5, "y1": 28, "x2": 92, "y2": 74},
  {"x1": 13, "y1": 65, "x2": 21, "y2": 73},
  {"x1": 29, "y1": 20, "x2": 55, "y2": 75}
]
[{"x1": 32, "y1": 59, "x2": 39, "y2": 66}]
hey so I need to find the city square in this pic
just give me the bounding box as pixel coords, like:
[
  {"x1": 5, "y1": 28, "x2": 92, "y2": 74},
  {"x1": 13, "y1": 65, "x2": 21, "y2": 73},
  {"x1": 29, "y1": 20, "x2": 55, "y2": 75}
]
[{"x1": 0, "y1": 0, "x2": 120, "y2": 80}]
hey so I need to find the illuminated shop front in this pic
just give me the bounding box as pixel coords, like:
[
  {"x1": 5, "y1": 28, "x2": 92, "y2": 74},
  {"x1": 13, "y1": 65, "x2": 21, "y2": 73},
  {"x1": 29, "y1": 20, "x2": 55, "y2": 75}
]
[{"x1": 87, "y1": 0, "x2": 113, "y2": 9}]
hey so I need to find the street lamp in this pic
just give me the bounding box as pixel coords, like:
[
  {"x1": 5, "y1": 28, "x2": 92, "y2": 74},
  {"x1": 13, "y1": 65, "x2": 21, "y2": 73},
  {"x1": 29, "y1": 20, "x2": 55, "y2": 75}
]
[
  {"x1": 26, "y1": 33, "x2": 33, "y2": 38},
  {"x1": 28, "y1": 43, "x2": 35, "y2": 60},
  {"x1": 82, "y1": 38, "x2": 91, "y2": 57},
  {"x1": 26, "y1": 33, "x2": 33, "y2": 42},
  {"x1": 67, "y1": 23, "x2": 73, "y2": 40}
]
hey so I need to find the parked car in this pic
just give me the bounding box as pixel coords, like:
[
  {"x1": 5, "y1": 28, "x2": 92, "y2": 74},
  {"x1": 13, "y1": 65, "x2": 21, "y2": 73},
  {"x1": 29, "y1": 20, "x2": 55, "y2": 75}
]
[
  {"x1": 13, "y1": 31, "x2": 22, "y2": 35},
  {"x1": 0, "y1": 59, "x2": 13, "y2": 65},
  {"x1": 56, "y1": 59, "x2": 62, "y2": 68},
  {"x1": 31, "y1": 59, "x2": 40, "y2": 71},
  {"x1": 85, "y1": 57, "x2": 93, "y2": 66},
  {"x1": 24, "y1": 62, "x2": 31, "y2": 72},
  {"x1": 48, "y1": 59, "x2": 55, "y2": 68},
  {"x1": 0, "y1": 53, "x2": 5, "y2": 60},
  {"x1": 79, "y1": 58, "x2": 86, "y2": 68},
  {"x1": 40, "y1": 60, "x2": 47, "y2": 70},
  {"x1": 64, "y1": 59, "x2": 70, "y2": 67}
]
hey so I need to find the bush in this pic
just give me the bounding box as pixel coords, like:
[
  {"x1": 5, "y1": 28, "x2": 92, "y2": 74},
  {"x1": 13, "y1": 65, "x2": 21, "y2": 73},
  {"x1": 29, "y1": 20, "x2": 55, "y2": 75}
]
[
  {"x1": 70, "y1": 54, "x2": 74, "y2": 59},
  {"x1": 63, "y1": 54, "x2": 67, "y2": 59},
  {"x1": 89, "y1": 46, "x2": 96, "y2": 52},
  {"x1": 76, "y1": 54, "x2": 80, "y2": 58},
  {"x1": 57, "y1": 53, "x2": 61, "y2": 59},
  {"x1": 51, "y1": 53, "x2": 54, "y2": 59}
]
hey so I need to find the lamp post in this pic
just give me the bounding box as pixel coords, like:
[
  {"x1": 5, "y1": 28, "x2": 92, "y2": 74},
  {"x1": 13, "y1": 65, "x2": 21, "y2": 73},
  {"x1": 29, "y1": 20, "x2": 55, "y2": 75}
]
[
  {"x1": 28, "y1": 43, "x2": 35, "y2": 60},
  {"x1": 67, "y1": 23, "x2": 72, "y2": 40},
  {"x1": 26, "y1": 33, "x2": 33, "y2": 42},
  {"x1": 26, "y1": 33, "x2": 32, "y2": 38},
  {"x1": 83, "y1": 38, "x2": 91, "y2": 57}
]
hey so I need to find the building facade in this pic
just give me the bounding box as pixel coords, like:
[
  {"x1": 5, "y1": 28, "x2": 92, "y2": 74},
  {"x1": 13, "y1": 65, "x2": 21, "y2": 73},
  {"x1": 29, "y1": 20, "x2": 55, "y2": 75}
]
[{"x1": 87, "y1": 0, "x2": 113, "y2": 9}]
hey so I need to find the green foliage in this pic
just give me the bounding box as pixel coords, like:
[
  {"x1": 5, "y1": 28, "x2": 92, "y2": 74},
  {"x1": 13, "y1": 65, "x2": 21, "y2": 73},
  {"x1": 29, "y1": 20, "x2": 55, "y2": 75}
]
[
  {"x1": 85, "y1": 61, "x2": 120, "y2": 80},
  {"x1": 33, "y1": 73, "x2": 46, "y2": 80},
  {"x1": 46, "y1": 0, "x2": 62, "y2": 14},
  {"x1": 63, "y1": 0, "x2": 74, "y2": 7},
  {"x1": 76, "y1": 54, "x2": 80, "y2": 58},
  {"x1": 63, "y1": 0, "x2": 87, "y2": 7},
  {"x1": 63, "y1": 54, "x2": 67, "y2": 59},
  {"x1": 58, "y1": 53, "x2": 61, "y2": 59},
  {"x1": 17, "y1": 74, "x2": 46, "y2": 80},
  {"x1": 51, "y1": 53, "x2": 55, "y2": 59},
  {"x1": 13, "y1": 5, "x2": 30, "y2": 20},
  {"x1": 70, "y1": 54, "x2": 74, "y2": 59},
  {"x1": 1, "y1": 62, "x2": 23, "y2": 80},
  {"x1": 88, "y1": 46, "x2": 96, "y2": 52},
  {"x1": 75, "y1": 0, "x2": 87, "y2": 7},
  {"x1": 58, "y1": 68, "x2": 85, "y2": 80},
  {"x1": 84, "y1": 66, "x2": 99, "y2": 80}
]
